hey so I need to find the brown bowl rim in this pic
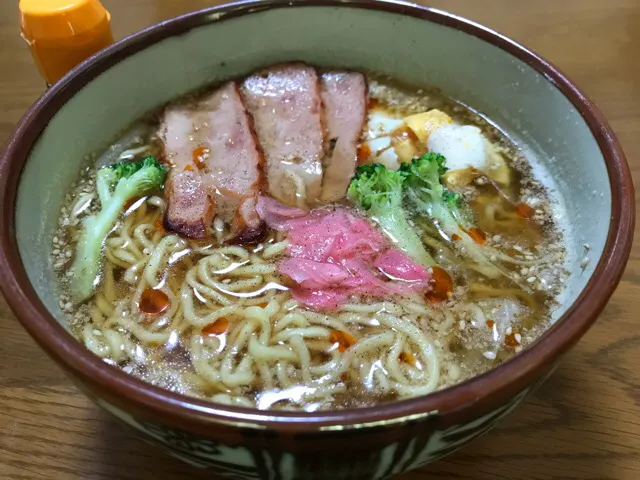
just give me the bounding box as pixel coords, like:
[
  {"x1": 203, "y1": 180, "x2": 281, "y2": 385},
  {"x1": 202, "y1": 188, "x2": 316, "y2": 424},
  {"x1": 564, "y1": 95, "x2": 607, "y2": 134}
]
[{"x1": 0, "y1": 0, "x2": 634, "y2": 433}]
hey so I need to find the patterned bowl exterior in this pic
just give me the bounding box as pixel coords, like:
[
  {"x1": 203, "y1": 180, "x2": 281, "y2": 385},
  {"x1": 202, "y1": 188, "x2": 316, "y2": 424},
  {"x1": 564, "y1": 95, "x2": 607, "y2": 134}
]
[{"x1": 73, "y1": 365, "x2": 556, "y2": 479}]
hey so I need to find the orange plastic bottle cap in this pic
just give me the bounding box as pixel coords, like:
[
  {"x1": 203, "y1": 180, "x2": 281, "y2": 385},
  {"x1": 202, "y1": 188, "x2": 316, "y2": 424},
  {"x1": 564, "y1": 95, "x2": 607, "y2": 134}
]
[
  {"x1": 20, "y1": 0, "x2": 109, "y2": 40},
  {"x1": 19, "y1": 0, "x2": 113, "y2": 84}
]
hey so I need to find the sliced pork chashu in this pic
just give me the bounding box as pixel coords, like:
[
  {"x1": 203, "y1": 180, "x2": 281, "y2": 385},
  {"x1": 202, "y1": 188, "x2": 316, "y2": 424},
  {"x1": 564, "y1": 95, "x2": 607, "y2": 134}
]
[
  {"x1": 161, "y1": 82, "x2": 263, "y2": 241},
  {"x1": 161, "y1": 108, "x2": 214, "y2": 239},
  {"x1": 241, "y1": 63, "x2": 325, "y2": 208},
  {"x1": 319, "y1": 72, "x2": 367, "y2": 202},
  {"x1": 197, "y1": 82, "x2": 264, "y2": 243}
]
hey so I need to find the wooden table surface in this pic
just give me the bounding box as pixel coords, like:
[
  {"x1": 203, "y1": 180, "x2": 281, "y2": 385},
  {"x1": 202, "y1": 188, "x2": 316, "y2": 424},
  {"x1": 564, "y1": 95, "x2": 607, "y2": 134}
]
[{"x1": 1, "y1": 1, "x2": 639, "y2": 479}]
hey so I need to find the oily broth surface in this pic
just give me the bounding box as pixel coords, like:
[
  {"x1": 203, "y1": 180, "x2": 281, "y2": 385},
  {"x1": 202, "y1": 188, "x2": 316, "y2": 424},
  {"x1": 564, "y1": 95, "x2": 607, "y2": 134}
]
[
  {"x1": 50, "y1": 76, "x2": 568, "y2": 411},
  {"x1": 368, "y1": 77, "x2": 567, "y2": 365}
]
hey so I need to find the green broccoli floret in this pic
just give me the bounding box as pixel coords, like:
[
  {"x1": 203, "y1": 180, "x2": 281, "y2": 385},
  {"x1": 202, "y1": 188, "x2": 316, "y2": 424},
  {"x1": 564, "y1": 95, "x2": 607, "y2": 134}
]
[
  {"x1": 401, "y1": 153, "x2": 503, "y2": 278},
  {"x1": 348, "y1": 163, "x2": 435, "y2": 267},
  {"x1": 71, "y1": 156, "x2": 167, "y2": 301}
]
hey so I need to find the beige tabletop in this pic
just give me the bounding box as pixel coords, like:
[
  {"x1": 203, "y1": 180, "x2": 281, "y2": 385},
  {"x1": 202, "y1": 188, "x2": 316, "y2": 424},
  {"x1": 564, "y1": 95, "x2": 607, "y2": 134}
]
[{"x1": 1, "y1": 1, "x2": 639, "y2": 479}]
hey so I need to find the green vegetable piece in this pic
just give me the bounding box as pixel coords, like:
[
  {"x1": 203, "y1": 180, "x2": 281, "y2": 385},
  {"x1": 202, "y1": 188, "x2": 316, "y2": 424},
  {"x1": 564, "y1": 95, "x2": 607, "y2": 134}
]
[
  {"x1": 71, "y1": 156, "x2": 167, "y2": 302},
  {"x1": 348, "y1": 163, "x2": 435, "y2": 267},
  {"x1": 402, "y1": 153, "x2": 504, "y2": 278}
]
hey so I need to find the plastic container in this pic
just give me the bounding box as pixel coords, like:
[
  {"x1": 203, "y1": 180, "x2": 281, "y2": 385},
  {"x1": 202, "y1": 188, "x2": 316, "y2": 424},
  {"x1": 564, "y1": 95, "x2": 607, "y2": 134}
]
[{"x1": 19, "y1": 0, "x2": 114, "y2": 85}]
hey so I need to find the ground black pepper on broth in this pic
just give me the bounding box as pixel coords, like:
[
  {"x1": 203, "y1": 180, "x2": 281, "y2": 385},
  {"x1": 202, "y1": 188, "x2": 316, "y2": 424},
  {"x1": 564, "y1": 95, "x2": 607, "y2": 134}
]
[{"x1": 51, "y1": 71, "x2": 568, "y2": 411}]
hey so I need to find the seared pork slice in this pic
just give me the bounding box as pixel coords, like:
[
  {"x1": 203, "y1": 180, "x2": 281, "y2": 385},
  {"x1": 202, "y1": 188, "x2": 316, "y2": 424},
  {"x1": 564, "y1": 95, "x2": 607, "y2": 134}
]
[
  {"x1": 160, "y1": 82, "x2": 263, "y2": 241},
  {"x1": 241, "y1": 63, "x2": 325, "y2": 207},
  {"x1": 161, "y1": 108, "x2": 213, "y2": 239},
  {"x1": 196, "y1": 82, "x2": 264, "y2": 242},
  {"x1": 229, "y1": 196, "x2": 266, "y2": 245},
  {"x1": 164, "y1": 171, "x2": 215, "y2": 238},
  {"x1": 320, "y1": 72, "x2": 367, "y2": 202}
]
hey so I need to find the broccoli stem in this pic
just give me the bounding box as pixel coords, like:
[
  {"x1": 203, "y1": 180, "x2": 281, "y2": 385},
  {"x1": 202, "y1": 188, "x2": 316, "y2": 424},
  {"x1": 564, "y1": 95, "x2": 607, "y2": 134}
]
[
  {"x1": 70, "y1": 157, "x2": 167, "y2": 302},
  {"x1": 407, "y1": 189, "x2": 504, "y2": 278},
  {"x1": 371, "y1": 206, "x2": 436, "y2": 267},
  {"x1": 71, "y1": 197, "x2": 126, "y2": 301},
  {"x1": 96, "y1": 174, "x2": 112, "y2": 205}
]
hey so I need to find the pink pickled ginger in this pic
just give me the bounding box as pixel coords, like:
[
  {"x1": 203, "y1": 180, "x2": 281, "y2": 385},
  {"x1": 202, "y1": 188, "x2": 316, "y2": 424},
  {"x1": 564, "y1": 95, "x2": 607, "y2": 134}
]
[{"x1": 256, "y1": 196, "x2": 431, "y2": 309}]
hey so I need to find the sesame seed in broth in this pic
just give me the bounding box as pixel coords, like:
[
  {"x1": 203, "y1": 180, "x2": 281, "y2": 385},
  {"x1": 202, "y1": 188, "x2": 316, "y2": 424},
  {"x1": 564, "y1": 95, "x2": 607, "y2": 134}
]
[{"x1": 48, "y1": 69, "x2": 569, "y2": 410}]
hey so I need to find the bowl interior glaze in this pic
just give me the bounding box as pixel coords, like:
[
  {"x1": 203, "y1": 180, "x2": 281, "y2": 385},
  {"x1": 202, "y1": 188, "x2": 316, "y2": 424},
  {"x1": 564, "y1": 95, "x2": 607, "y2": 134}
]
[{"x1": 3, "y1": 1, "x2": 629, "y2": 432}]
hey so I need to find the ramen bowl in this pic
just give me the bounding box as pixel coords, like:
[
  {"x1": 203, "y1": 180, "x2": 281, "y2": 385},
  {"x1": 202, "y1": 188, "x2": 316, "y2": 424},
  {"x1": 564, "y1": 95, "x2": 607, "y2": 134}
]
[{"x1": 0, "y1": 0, "x2": 634, "y2": 478}]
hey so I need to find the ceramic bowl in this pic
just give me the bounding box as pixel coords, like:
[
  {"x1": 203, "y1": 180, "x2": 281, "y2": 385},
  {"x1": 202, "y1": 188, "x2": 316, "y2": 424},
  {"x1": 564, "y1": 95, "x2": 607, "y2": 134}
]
[{"x1": 0, "y1": 1, "x2": 634, "y2": 478}]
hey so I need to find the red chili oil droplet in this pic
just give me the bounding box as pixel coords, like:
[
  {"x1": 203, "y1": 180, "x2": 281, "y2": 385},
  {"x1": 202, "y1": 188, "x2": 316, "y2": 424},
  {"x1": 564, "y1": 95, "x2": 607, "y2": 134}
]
[
  {"x1": 462, "y1": 227, "x2": 486, "y2": 245},
  {"x1": 504, "y1": 331, "x2": 520, "y2": 348},
  {"x1": 486, "y1": 319, "x2": 495, "y2": 329},
  {"x1": 399, "y1": 351, "x2": 416, "y2": 367},
  {"x1": 139, "y1": 288, "x2": 170, "y2": 315},
  {"x1": 425, "y1": 266, "x2": 454, "y2": 303},
  {"x1": 470, "y1": 228, "x2": 487, "y2": 244},
  {"x1": 451, "y1": 233, "x2": 461, "y2": 242},
  {"x1": 202, "y1": 317, "x2": 230, "y2": 336},
  {"x1": 329, "y1": 330, "x2": 356, "y2": 352},
  {"x1": 184, "y1": 164, "x2": 194, "y2": 172},
  {"x1": 153, "y1": 219, "x2": 164, "y2": 231},
  {"x1": 516, "y1": 203, "x2": 535, "y2": 219},
  {"x1": 460, "y1": 225, "x2": 486, "y2": 245},
  {"x1": 257, "y1": 302, "x2": 269, "y2": 308},
  {"x1": 357, "y1": 144, "x2": 372, "y2": 164},
  {"x1": 192, "y1": 146, "x2": 210, "y2": 169}
]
